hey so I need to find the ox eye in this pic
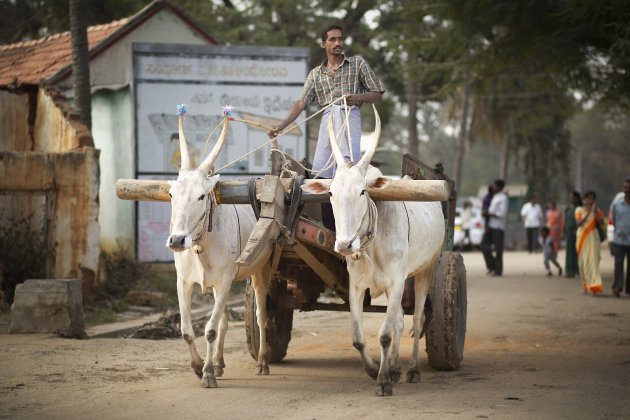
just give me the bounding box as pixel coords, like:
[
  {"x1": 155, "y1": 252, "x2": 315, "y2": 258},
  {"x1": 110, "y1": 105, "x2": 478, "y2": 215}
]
[
  {"x1": 198, "y1": 194, "x2": 205, "y2": 201},
  {"x1": 360, "y1": 189, "x2": 366, "y2": 196}
]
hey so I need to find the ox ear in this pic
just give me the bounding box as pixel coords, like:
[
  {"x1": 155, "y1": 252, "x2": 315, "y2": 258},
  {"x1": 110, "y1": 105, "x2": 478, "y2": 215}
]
[
  {"x1": 301, "y1": 180, "x2": 330, "y2": 194},
  {"x1": 205, "y1": 173, "x2": 220, "y2": 190},
  {"x1": 366, "y1": 176, "x2": 390, "y2": 190}
]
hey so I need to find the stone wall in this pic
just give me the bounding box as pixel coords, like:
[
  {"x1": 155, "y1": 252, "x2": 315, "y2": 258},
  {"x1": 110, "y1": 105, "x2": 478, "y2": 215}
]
[
  {"x1": 0, "y1": 87, "x2": 100, "y2": 293},
  {"x1": 0, "y1": 148, "x2": 101, "y2": 292}
]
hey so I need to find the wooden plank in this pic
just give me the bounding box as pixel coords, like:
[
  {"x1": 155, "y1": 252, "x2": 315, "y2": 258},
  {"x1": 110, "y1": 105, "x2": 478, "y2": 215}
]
[
  {"x1": 304, "y1": 178, "x2": 449, "y2": 201},
  {"x1": 115, "y1": 179, "x2": 171, "y2": 202},
  {"x1": 292, "y1": 241, "x2": 348, "y2": 295},
  {"x1": 236, "y1": 218, "x2": 278, "y2": 266},
  {"x1": 237, "y1": 175, "x2": 287, "y2": 266},
  {"x1": 259, "y1": 175, "x2": 286, "y2": 220},
  {"x1": 116, "y1": 178, "x2": 450, "y2": 203},
  {"x1": 114, "y1": 178, "x2": 255, "y2": 204},
  {"x1": 294, "y1": 217, "x2": 336, "y2": 253}
]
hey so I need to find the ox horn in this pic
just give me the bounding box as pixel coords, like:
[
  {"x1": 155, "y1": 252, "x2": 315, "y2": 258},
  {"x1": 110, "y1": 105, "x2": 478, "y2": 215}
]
[
  {"x1": 356, "y1": 105, "x2": 381, "y2": 172},
  {"x1": 327, "y1": 109, "x2": 347, "y2": 167},
  {"x1": 178, "y1": 115, "x2": 192, "y2": 170},
  {"x1": 198, "y1": 117, "x2": 229, "y2": 174}
]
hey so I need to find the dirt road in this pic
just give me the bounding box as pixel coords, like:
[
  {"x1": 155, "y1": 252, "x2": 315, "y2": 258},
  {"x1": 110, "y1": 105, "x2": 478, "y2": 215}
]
[{"x1": 1, "y1": 250, "x2": 629, "y2": 419}]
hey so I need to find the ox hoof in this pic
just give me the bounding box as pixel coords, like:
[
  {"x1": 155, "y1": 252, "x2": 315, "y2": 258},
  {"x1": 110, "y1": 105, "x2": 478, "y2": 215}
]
[
  {"x1": 213, "y1": 366, "x2": 224, "y2": 377},
  {"x1": 191, "y1": 363, "x2": 204, "y2": 379},
  {"x1": 389, "y1": 367, "x2": 402, "y2": 384},
  {"x1": 255, "y1": 364, "x2": 269, "y2": 375},
  {"x1": 406, "y1": 369, "x2": 421, "y2": 383},
  {"x1": 375, "y1": 382, "x2": 393, "y2": 397},
  {"x1": 201, "y1": 375, "x2": 218, "y2": 388},
  {"x1": 365, "y1": 366, "x2": 379, "y2": 380}
]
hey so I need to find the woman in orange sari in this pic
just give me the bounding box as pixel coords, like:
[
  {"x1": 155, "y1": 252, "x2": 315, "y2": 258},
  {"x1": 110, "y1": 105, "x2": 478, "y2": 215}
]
[{"x1": 575, "y1": 190, "x2": 605, "y2": 295}]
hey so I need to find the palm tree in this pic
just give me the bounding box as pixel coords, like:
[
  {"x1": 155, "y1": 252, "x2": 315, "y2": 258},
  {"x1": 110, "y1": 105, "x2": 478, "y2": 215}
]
[{"x1": 69, "y1": 0, "x2": 91, "y2": 131}]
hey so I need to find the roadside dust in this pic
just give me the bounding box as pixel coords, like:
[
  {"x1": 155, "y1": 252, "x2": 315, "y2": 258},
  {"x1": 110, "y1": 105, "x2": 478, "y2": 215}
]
[{"x1": 1, "y1": 251, "x2": 628, "y2": 419}]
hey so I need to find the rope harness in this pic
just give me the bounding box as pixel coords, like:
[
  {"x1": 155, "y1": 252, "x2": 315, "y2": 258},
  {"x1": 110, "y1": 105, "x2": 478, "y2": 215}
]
[
  {"x1": 191, "y1": 190, "x2": 217, "y2": 254},
  {"x1": 210, "y1": 95, "x2": 353, "y2": 176},
  {"x1": 344, "y1": 193, "x2": 378, "y2": 259}
]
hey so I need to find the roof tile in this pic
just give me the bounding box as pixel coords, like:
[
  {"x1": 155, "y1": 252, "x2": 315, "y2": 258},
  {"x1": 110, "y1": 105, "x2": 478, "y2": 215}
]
[{"x1": 0, "y1": 18, "x2": 128, "y2": 87}]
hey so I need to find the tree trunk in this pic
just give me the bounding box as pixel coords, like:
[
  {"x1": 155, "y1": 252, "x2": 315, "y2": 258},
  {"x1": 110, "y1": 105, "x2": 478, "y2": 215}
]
[
  {"x1": 69, "y1": 0, "x2": 92, "y2": 131},
  {"x1": 406, "y1": 49, "x2": 419, "y2": 157},
  {"x1": 499, "y1": 134, "x2": 510, "y2": 180},
  {"x1": 452, "y1": 84, "x2": 471, "y2": 192},
  {"x1": 574, "y1": 145, "x2": 582, "y2": 192}
]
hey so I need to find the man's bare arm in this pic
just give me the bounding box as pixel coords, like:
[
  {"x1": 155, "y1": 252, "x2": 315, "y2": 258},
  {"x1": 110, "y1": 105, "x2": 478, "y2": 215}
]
[{"x1": 268, "y1": 100, "x2": 307, "y2": 138}]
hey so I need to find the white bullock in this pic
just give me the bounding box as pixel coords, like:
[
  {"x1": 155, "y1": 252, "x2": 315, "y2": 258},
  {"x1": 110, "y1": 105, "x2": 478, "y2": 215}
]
[
  {"x1": 167, "y1": 113, "x2": 273, "y2": 388},
  {"x1": 302, "y1": 107, "x2": 445, "y2": 396}
]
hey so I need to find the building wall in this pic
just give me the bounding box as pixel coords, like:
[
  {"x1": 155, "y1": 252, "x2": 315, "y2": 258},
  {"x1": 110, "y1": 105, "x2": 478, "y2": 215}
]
[
  {"x1": 0, "y1": 90, "x2": 32, "y2": 151},
  {"x1": 58, "y1": 9, "x2": 212, "y2": 92},
  {"x1": 33, "y1": 89, "x2": 90, "y2": 152},
  {"x1": 0, "y1": 148, "x2": 100, "y2": 291},
  {"x1": 92, "y1": 88, "x2": 135, "y2": 254},
  {"x1": 65, "y1": 8, "x2": 214, "y2": 256},
  {"x1": 0, "y1": 87, "x2": 100, "y2": 292}
]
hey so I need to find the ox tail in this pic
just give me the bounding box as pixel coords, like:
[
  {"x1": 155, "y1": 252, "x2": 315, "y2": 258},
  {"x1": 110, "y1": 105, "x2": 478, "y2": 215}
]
[{"x1": 418, "y1": 295, "x2": 433, "y2": 339}]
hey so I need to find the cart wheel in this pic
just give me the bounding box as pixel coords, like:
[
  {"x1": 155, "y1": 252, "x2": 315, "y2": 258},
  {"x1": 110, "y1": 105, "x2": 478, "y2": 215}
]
[
  {"x1": 245, "y1": 277, "x2": 294, "y2": 363},
  {"x1": 425, "y1": 251, "x2": 467, "y2": 370}
]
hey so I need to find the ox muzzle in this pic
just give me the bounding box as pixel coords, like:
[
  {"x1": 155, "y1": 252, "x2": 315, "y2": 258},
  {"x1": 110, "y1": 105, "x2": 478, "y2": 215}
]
[
  {"x1": 334, "y1": 237, "x2": 361, "y2": 256},
  {"x1": 166, "y1": 234, "x2": 192, "y2": 252}
]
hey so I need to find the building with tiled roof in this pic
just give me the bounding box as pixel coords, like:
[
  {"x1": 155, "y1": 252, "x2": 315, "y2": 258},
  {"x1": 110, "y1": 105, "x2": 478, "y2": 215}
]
[
  {"x1": 0, "y1": 19, "x2": 127, "y2": 87},
  {"x1": 0, "y1": 1, "x2": 220, "y2": 291},
  {"x1": 0, "y1": 1, "x2": 218, "y2": 88}
]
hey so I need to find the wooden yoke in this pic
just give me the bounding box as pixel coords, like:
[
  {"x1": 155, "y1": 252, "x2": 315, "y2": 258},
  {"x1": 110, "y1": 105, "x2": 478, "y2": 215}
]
[
  {"x1": 236, "y1": 175, "x2": 287, "y2": 266},
  {"x1": 115, "y1": 178, "x2": 450, "y2": 203}
]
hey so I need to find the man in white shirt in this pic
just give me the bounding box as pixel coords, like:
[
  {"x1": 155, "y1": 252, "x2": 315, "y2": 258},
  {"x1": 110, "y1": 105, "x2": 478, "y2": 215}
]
[
  {"x1": 481, "y1": 179, "x2": 508, "y2": 276},
  {"x1": 520, "y1": 196, "x2": 543, "y2": 253}
]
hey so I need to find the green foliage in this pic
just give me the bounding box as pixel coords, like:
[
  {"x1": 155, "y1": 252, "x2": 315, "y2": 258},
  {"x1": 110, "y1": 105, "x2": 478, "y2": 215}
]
[
  {"x1": 426, "y1": 0, "x2": 630, "y2": 109},
  {"x1": 83, "y1": 301, "x2": 123, "y2": 325},
  {"x1": 568, "y1": 106, "x2": 630, "y2": 206},
  {"x1": 133, "y1": 267, "x2": 178, "y2": 308},
  {"x1": 0, "y1": 0, "x2": 146, "y2": 44},
  {"x1": 0, "y1": 213, "x2": 48, "y2": 304}
]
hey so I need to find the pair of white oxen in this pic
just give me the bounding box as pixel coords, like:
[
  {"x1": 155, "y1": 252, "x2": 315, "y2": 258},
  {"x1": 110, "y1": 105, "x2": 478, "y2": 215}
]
[{"x1": 166, "y1": 107, "x2": 445, "y2": 397}]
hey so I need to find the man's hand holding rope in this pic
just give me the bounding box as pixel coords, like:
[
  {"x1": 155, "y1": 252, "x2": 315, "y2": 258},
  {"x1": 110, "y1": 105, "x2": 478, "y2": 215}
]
[{"x1": 268, "y1": 99, "x2": 307, "y2": 139}]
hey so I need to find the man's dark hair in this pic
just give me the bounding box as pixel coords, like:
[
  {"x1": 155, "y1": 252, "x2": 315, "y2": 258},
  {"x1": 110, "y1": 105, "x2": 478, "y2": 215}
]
[
  {"x1": 584, "y1": 190, "x2": 597, "y2": 199},
  {"x1": 494, "y1": 179, "x2": 506, "y2": 190},
  {"x1": 572, "y1": 191, "x2": 583, "y2": 206},
  {"x1": 321, "y1": 23, "x2": 344, "y2": 43}
]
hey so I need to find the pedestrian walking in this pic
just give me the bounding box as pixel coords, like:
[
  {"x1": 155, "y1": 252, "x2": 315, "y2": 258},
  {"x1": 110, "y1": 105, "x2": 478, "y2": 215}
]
[
  {"x1": 481, "y1": 179, "x2": 508, "y2": 276},
  {"x1": 564, "y1": 191, "x2": 582, "y2": 278},
  {"x1": 481, "y1": 184, "x2": 494, "y2": 232},
  {"x1": 521, "y1": 196, "x2": 544, "y2": 253},
  {"x1": 611, "y1": 179, "x2": 630, "y2": 297},
  {"x1": 460, "y1": 200, "x2": 473, "y2": 248},
  {"x1": 546, "y1": 201, "x2": 563, "y2": 252},
  {"x1": 540, "y1": 226, "x2": 562, "y2": 276},
  {"x1": 576, "y1": 190, "x2": 605, "y2": 295}
]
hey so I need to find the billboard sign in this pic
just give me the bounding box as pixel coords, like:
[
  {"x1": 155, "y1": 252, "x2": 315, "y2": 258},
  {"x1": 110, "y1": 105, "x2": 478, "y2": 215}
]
[{"x1": 133, "y1": 43, "x2": 309, "y2": 261}]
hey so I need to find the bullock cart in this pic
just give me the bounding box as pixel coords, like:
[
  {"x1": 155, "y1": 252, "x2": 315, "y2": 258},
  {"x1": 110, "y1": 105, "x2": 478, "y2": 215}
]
[{"x1": 116, "y1": 153, "x2": 466, "y2": 371}]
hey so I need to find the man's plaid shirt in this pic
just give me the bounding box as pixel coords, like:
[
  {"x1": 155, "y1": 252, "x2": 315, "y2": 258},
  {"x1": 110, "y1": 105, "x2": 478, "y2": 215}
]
[{"x1": 298, "y1": 55, "x2": 385, "y2": 109}]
